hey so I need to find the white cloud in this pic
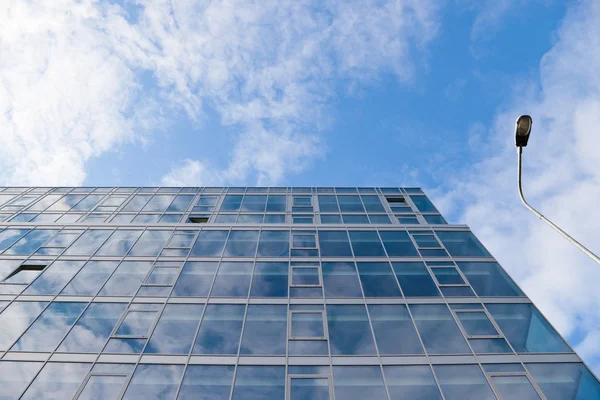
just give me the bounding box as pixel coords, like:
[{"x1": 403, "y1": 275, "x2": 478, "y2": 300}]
[
  {"x1": 0, "y1": 0, "x2": 440, "y2": 186},
  {"x1": 434, "y1": 0, "x2": 600, "y2": 372}
]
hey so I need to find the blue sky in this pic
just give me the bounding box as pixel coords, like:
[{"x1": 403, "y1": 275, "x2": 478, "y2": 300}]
[{"x1": 2, "y1": 0, "x2": 600, "y2": 375}]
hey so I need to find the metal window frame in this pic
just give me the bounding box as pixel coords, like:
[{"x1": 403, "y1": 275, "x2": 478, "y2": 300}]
[
  {"x1": 72, "y1": 372, "x2": 131, "y2": 400},
  {"x1": 410, "y1": 233, "x2": 444, "y2": 250},
  {"x1": 452, "y1": 309, "x2": 503, "y2": 340},
  {"x1": 486, "y1": 371, "x2": 546, "y2": 400},
  {"x1": 291, "y1": 233, "x2": 318, "y2": 250},
  {"x1": 112, "y1": 309, "x2": 161, "y2": 339},
  {"x1": 288, "y1": 310, "x2": 328, "y2": 340},
  {"x1": 290, "y1": 266, "x2": 322, "y2": 288},
  {"x1": 142, "y1": 265, "x2": 182, "y2": 287},
  {"x1": 286, "y1": 374, "x2": 333, "y2": 400}
]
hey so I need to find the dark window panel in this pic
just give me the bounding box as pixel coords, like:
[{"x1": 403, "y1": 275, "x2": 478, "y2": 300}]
[
  {"x1": 224, "y1": 230, "x2": 259, "y2": 257},
  {"x1": 368, "y1": 305, "x2": 423, "y2": 355},
  {"x1": 379, "y1": 231, "x2": 419, "y2": 256},
  {"x1": 250, "y1": 262, "x2": 288, "y2": 297},
  {"x1": 457, "y1": 262, "x2": 524, "y2": 297},
  {"x1": 327, "y1": 305, "x2": 376, "y2": 355},
  {"x1": 435, "y1": 231, "x2": 491, "y2": 257},
  {"x1": 409, "y1": 304, "x2": 471, "y2": 354},
  {"x1": 392, "y1": 262, "x2": 441, "y2": 297}
]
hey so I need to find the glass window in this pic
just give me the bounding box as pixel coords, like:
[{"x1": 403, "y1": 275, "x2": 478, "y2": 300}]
[
  {"x1": 21, "y1": 362, "x2": 91, "y2": 400},
  {"x1": 257, "y1": 230, "x2": 289, "y2": 257},
  {"x1": 291, "y1": 267, "x2": 320, "y2": 286},
  {"x1": 368, "y1": 305, "x2": 423, "y2": 354},
  {"x1": 0, "y1": 301, "x2": 47, "y2": 350},
  {"x1": 293, "y1": 215, "x2": 313, "y2": 224},
  {"x1": 2, "y1": 263, "x2": 46, "y2": 284},
  {"x1": 526, "y1": 363, "x2": 600, "y2": 400},
  {"x1": 190, "y1": 230, "x2": 228, "y2": 257},
  {"x1": 231, "y1": 366, "x2": 285, "y2": 400},
  {"x1": 361, "y1": 195, "x2": 385, "y2": 212},
  {"x1": 384, "y1": 365, "x2": 442, "y2": 399},
  {"x1": 115, "y1": 309, "x2": 158, "y2": 338},
  {"x1": 409, "y1": 195, "x2": 439, "y2": 212},
  {"x1": 98, "y1": 261, "x2": 153, "y2": 296},
  {"x1": 486, "y1": 304, "x2": 571, "y2": 353},
  {"x1": 0, "y1": 361, "x2": 43, "y2": 399},
  {"x1": 432, "y1": 266, "x2": 464, "y2": 284},
  {"x1": 172, "y1": 262, "x2": 218, "y2": 297},
  {"x1": 23, "y1": 260, "x2": 85, "y2": 295},
  {"x1": 392, "y1": 262, "x2": 440, "y2": 297},
  {"x1": 435, "y1": 231, "x2": 491, "y2": 257},
  {"x1": 58, "y1": 303, "x2": 127, "y2": 353},
  {"x1": 194, "y1": 304, "x2": 245, "y2": 355},
  {"x1": 318, "y1": 231, "x2": 352, "y2": 257},
  {"x1": 348, "y1": 231, "x2": 386, "y2": 256},
  {"x1": 291, "y1": 311, "x2": 325, "y2": 338},
  {"x1": 224, "y1": 230, "x2": 259, "y2": 257},
  {"x1": 409, "y1": 304, "x2": 471, "y2": 354},
  {"x1": 210, "y1": 262, "x2": 253, "y2": 297},
  {"x1": 122, "y1": 195, "x2": 152, "y2": 212},
  {"x1": 379, "y1": 231, "x2": 419, "y2": 256},
  {"x1": 424, "y1": 214, "x2": 447, "y2": 224},
  {"x1": 469, "y1": 338, "x2": 512, "y2": 354},
  {"x1": 290, "y1": 377, "x2": 330, "y2": 400},
  {"x1": 61, "y1": 261, "x2": 119, "y2": 296},
  {"x1": 320, "y1": 214, "x2": 342, "y2": 224},
  {"x1": 342, "y1": 214, "x2": 370, "y2": 224},
  {"x1": 266, "y1": 195, "x2": 287, "y2": 212},
  {"x1": 46, "y1": 194, "x2": 87, "y2": 211},
  {"x1": 142, "y1": 195, "x2": 176, "y2": 212},
  {"x1": 63, "y1": 230, "x2": 113, "y2": 256},
  {"x1": 144, "y1": 265, "x2": 180, "y2": 286},
  {"x1": 122, "y1": 364, "x2": 184, "y2": 400},
  {"x1": 368, "y1": 214, "x2": 391, "y2": 224},
  {"x1": 4, "y1": 229, "x2": 58, "y2": 255},
  {"x1": 264, "y1": 214, "x2": 286, "y2": 223},
  {"x1": 241, "y1": 195, "x2": 267, "y2": 212},
  {"x1": 167, "y1": 194, "x2": 194, "y2": 212},
  {"x1": 104, "y1": 338, "x2": 147, "y2": 354},
  {"x1": 0, "y1": 229, "x2": 30, "y2": 252},
  {"x1": 76, "y1": 374, "x2": 130, "y2": 400},
  {"x1": 240, "y1": 305, "x2": 287, "y2": 355},
  {"x1": 456, "y1": 311, "x2": 499, "y2": 336},
  {"x1": 220, "y1": 195, "x2": 243, "y2": 212},
  {"x1": 333, "y1": 366, "x2": 387, "y2": 400},
  {"x1": 237, "y1": 214, "x2": 263, "y2": 223},
  {"x1": 293, "y1": 196, "x2": 312, "y2": 207},
  {"x1": 337, "y1": 195, "x2": 365, "y2": 213},
  {"x1": 145, "y1": 304, "x2": 204, "y2": 354},
  {"x1": 489, "y1": 375, "x2": 542, "y2": 400},
  {"x1": 71, "y1": 194, "x2": 104, "y2": 211},
  {"x1": 327, "y1": 305, "x2": 376, "y2": 355},
  {"x1": 434, "y1": 365, "x2": 495, "y2": 400},
  {"x1": 457, "y1": 262, "x2": 524, "y2": 297},
  {"x1": 12, "y1": 302, "x2": 86, "y2": 352},
  {"x1": 0, "y1": 259, "x2": 24, "y2": 281},
  {"x1": 322, "y1": 262, "x2": 362, "y2": 297},
  {"x1": 357, "y1": 262, "x2": 401, "y2": 297},
  {"x1": 250, "y1": 262, "x2": 288, "y2": 297},
  {"x1": 95, "y1": 230, "x2": 143, "y2": 256},
  {"x1": 178, "y1": 365, "x2": 235, "y2": 400},
  {"x1": 127, "y1": 230, "x2": 171, "y2": 257},
  {"x1": 318, "y1": 195, "x2": 339, "y2": 212},
  {"x1": 159, "y1": 213, "x2": 183, "y2": 223}
]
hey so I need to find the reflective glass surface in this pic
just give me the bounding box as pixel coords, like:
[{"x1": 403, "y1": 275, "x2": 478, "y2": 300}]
[
  {"x1": 23, "y1": 260, "x2": 85, "y2": 295},
  {"x1": 327, "y1": 305, "x2": 376, "y2": 355},
  {"x1": 349, "y1": 231, "x2": 386, "y2": 256},
  {"x1": 290, "y1": 378, "x2": 330, "y2": 400},
  {"x1": 318, "y1": 231, "x2": 352, "y2": 257},
  {"x1": 194, "y1": 304, "x2": 245, "y2": 355},
  {"x1": 122, "y1": 364, "x2": 184, "y2": 400},
  {"x1": 21, "y1": 362, "x2": 91, "y2": 400},
  {"x1": 434, "y1": 365, "x2": 496, "y2": 400},
  {"x1": 368, "y1": 305, "x2": 423, "y2": 354},
  {"x1": 210, "y1": 262, "x2": 253, "y2": 297},
  {"x1": 410, "y1": 304, "x2": 471, "y2": 354},
  {"x1": 145, "y1": 304, "x2": 204, "y2": 354},
  {"x1": 490, "y1": 375, "x2": 542, "y2": 400},
  {"x1": 96, "y1": 230, "x2": 143, "y2": 256},
  {"x1": 231, "y1": 366, "x2": 285, "y2": 400},
  {"x1": 526, "y1": 363, "x2": 600, "y2": 400},
  {"x1": 257, "y1": 230, "x2": 289, "y2": 257},
  {"x1": 224, "y1": 230, "x2": 259, "y2": 257},
  {"x1": 384, "y1": 365, "x2": 442, "y2": 399},
  {"x1": 99, "y1": 261, "x2": 153, "y2": 296},
  {"x1": 379, "y1": 231, "x2": 419, "y2": 256},
  {"x1": 0, "y1": 301, "x2": 47, "y2": 350},
  {"x1": 190, "y1": 230, "x2": 228, "y2": 257},
  {"x1": 457, "y1": 262, "x2": 524, "y2": 297},
  {"x1": 435, "y1": 231, "x2": 491, "y2": 257},
  {"x1": 0, "y1": 361, "x2": 43, "y2": 399},
  {"x1": 333, "y1": 366, "x2": 387, "y2": 400},
  {"x1": 322, "y1": 262, "x2": 362, "y2": 297},
  {"x1": 172, "y1": 262, "x2": 218, "y2": 297},
  {"x1": 250, "y1": 262, "x2": 288, "y2": 297},
  {"x1": 357, "y1": 262, "x2": 401, "y2": 297},
  {"x1": 392, "y1": 262, "x2": 440, "y2": 297},
  {"x1": 178, "y1": 365, "x2": 235, "y2": 400},
  {"x1": 240, "y1": 305, "x2": 287, "y2": 355}
]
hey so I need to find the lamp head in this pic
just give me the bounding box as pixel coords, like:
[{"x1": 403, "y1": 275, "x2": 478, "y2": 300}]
[{"x1": 515, "y1": 115, "x2": 533, "y2": 147}]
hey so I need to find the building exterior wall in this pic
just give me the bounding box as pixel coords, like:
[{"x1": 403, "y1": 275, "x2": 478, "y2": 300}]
[{"x1": 0, "y1": 186, "x2": 598, "y2": 399}]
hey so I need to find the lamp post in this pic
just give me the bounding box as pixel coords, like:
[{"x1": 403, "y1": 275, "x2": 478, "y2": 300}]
[{"x1": 515, "y1": 115, "x2": 600, "y2": 265}]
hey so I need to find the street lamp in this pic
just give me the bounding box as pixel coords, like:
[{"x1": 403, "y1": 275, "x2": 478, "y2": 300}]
[{"x1": 515, "y1": 115, "x2": 600, "y2": 264}]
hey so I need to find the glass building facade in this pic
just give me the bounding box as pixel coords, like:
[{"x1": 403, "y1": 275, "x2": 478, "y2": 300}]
[{"x1": 0, "y1": 185, "x2": 598, "y2": 399}]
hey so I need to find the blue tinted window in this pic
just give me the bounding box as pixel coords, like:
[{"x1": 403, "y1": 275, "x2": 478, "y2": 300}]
[
  {"x1": 266, "y1": 195, "x2": 287, "y2": 212},
  {"x1": 409, "y1": 195, "x2": 439, "y2": 212},
  {"x1": 392, "y1": 262, "x2": 440, "y2": 297},
  {"x1": 379, "y1": 231, "x2": 419, "y2": 256},
  {"x1": 0, "y1": 361, "x2": 43, "y2": 399},
  {"x1": 194, "y1": 304, "x2": 245, "y2": 355},
  {"x1": 338, "y1": 195, "x2": 365, "y2": 212},
  {"x1": 424, "y1": 214, "x2": 447, "y2": 224},
  {"x1": 58, "y1": 303, "x2": 127, "y2": 353},
  {"x1": 0, "y1": 301, "x2": 47, "y2": 350},
  {"x1": 122, "y1": 195, "x2": 152, "y2": 211},
  {"x1": 178, "y1": 365, "x2": 235, "y2": 400},
  {"x1": 172, "y1": 262, "x2": 218, "y2": 297},
  {"x1": 190, "y1": 230, "x2": 228, "y2": 257},
  {"x1": 220, "y1": 195, "x2": 243, "y2": 211},
  {"x1": 142, "y1": 195, "x2": 176, "y2": 212},
  {"x1": 224, "y1": 230, "x2": 259, "y2": 257},
  {"x1": 368, "y1": 305, "x2": 423, "y2": 354},
  {"x1": 469, "y1": 338, "x2": 512, "y2": 354},
  {"x1": 63, "y1": 230, "x2": 113, "y2": 256},
  {"x1": 435, "y1": 231, "x2": 491, "y2": 257},
  {"x1": 318, "y1": 231, "x2": 352, "y2": 257},
  {"x1": 250, "y1": 262, "x2": 288, "y2": 297},
  {"x1": 240, "y1": 305, "x2": 286, "y2": 355},
  {"x1": 333, "y1": 366, "x2": 387, "y2": 400},
  {"x1": 98, "y1": 261, "x2": 153, "y2": 296},
  {"x1": 456, "y1": 311, "x2": 498, "y2": 336},
  {"x1": 361, "y1": 195, "x2": 385, "y2": 212},
  {"x1": 128, "y1": 230, "x2": 171, "y2": 257},
  {"x1": 342, "y1": 214, "x2": 370, "y2": 224},
  {"x1": 457, "y1": 262, "x2": 524, "y2": 297},
  {"x1": 357, "y1": 262, "x2": 401, "y2": 297},
  {"x1": 320, "y1": 215, "x2": 342, "y2": 224},
  {"x1": 384, "y1": 365, "x2": 442, "y2": 399},
  {"x1": 104, "y1": 338, "x2": 146, "y2": 353},
  {"x1": 231, "y1": 366, "x2": 285, "y2": 400},
  {"x1": 369, "y1": 214, "x2": 391, "y2": 224},
  {"x1": 23, "y1": 260, "x2": 85, "y2": 295},
  {"x1": 432, "y1": 266, "x2": 464, "y2": 284},
  {"x1": 4, "y1": 229, "x2": 58, "y2": 255},
  {"x1": 0, "y1": 229, "x2": 30, "y2": 252},
  {"x1": 322, "y1": 262, "x2": 362, "y2": 298},
  {"x1": 241, "y1": 195, "x2": 267, "y2": 212},
  {"x1": 318, "y1": 195, "x2": 339, "y2": 212},
  {"x1": 211, "y1": 262, "x2": 253, "y2": 297},
  {"x1": 145, "y1": 304, "x2": 204, "y2": 354},
  {"x1": 290, "y1": 377, "x2": 330, "y2": 399},
  {"x1": 434, "y1": 365, "x2": 495, "y2": 400},
  {"x1": 95, "y1": 230, "x2": 143, "y2": 256},
  {"x1": 349, "y1": 231, "x2": 386, "y2": 256},
  {"x1": 167, "y1": 195, "x2": 194, "y2": 212},
  {"x1": 257, "y1": 231, "x2": 289, "y2": 257},
  {"x1": 409, "y1": 304, "x2": 470, "y2": 354},
  {"x1": 264, "y1": 214, "x2": 286, "y2": 223},
  {"x1": 327, "y1": 305, "x2": 376, "y2": 355},
  {"x1": 122, "y1": 364, "x2": 184, "y2": 400},
  {"x1": 526, "y1": 363, "x2": 600, "y2": 400},
  {"x1": 486, "y1": 304, "x2": 571, "y2": 353},
  {"x1": 21, "y1": 362, "x2": 91, "y2": 400}
]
